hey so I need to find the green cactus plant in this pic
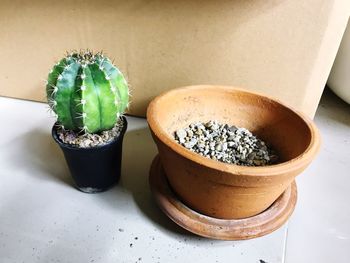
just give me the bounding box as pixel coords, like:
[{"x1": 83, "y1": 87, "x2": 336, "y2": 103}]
[{"x1": 46, "y1": 50, "x2": 129, "y2": 134}]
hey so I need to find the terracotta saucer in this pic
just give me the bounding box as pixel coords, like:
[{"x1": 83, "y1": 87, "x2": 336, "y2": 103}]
[{"x1": 149, "y1": 155, "x2": 297, "y2": 240}]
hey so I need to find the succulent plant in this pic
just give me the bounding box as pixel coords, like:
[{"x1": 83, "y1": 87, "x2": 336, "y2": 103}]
[{"x1": 46, "y1": 51, "x2": 129, "y2": 133}]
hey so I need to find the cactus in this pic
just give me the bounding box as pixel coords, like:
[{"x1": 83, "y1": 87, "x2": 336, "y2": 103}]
[{"x1": 46, "y1": 51, "x2": 129, "y2": 134}]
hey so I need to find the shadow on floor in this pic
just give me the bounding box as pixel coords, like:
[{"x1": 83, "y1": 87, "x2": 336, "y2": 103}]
[
  {"x1": 119, "y1": 127, "x2": 201, "y2": 239},
  {"x1": 15, "y1": 124, "x2": 223, "y2": 241},
  {"x1": 317, "y1": 88, "x2": 350, "y2": 126},
  {"x1": 9, "y1": 127, "x2": 73, "y2": 186}
]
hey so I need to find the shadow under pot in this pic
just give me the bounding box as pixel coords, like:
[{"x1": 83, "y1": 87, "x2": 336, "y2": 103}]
[{"x1": 51, "y1": 116, "x2": 128, "y2": 193}]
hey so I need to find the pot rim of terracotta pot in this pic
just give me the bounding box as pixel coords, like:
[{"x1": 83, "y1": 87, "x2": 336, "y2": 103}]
[{"x1": 147, "y1": 85, "x2": 321, "y2": 177}]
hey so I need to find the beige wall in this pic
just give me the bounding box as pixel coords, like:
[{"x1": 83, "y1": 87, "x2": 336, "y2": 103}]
[{"x1": 0, "y1": 0, "x2": 349, "y2": 117}]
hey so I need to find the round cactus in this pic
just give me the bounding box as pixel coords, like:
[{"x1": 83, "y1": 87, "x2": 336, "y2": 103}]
[{"x1": 46, "y1": 51, "x2": 129, "y2": 134}]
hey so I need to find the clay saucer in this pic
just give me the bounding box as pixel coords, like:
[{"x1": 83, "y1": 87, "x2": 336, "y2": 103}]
[{"x1": 149, "y1": 155, "x2": 297, "y2": 240}]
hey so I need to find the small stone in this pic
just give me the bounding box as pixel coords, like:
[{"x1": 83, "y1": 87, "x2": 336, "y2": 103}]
[
  {"x1": 174, "y1": 120, "x2": 277, "y2": 166},
  {"x1": 175, "y1": 129, "x2": 187, "y2": 140},
  {"x1": 247, "y1": 152, "x2": 256, "y2": 160},
  {"x1": 215, "y1": 144, "x2": 223, "y2": 151},
  {"x1": 197, "y1": 142, "x2": 206, "y2": 149},
  {"x1": 184, "y1": 138, "x2": 197, "y2": 149},
  {"x1": 195, "y1": 129, "x2": 203, "y2": 135},
  {"x1": 198, "y1": 124, "x2": 205, "y2": 130},
  {"x1": 186, "y1": 129, "x2": 194, "y2": 138},
  {"x1": 253, "y1": 160, "x2": 262, "y2": 166},
  {"x1": 228, "y1": 141, "x2": 235, "y2": 147},
  {"x1": 228, "y1": 126, "x2": 238, "y2": 133},
  {"x1": 82, "y1": 139, "x2": 92, "y2": 147}
]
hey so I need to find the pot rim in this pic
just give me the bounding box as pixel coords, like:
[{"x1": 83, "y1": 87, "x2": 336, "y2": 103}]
[
  {"x1": 52, "y1": 116, "x2": 128, "y2": 151},
  {"x1": 147, "y1": 85, "x2": 321, "y2": 177}
]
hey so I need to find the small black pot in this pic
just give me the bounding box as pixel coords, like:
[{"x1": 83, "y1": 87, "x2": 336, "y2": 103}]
[{"x1": 52, "y1": 116, "x2": 128, "y2": 193}]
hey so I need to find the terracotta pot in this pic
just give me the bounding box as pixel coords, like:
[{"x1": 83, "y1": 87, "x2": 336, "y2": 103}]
[{"x1": 147, "y1": 85, "x2": 320, "y2": 219}]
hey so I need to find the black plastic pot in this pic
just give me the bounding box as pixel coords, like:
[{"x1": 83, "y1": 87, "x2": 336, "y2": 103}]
[{"x1": 52, "y1": 116, "x2": 128, "y2": 193}]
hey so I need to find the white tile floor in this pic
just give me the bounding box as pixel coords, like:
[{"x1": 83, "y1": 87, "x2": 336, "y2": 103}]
[
  {"x1": 285, "y1": 89, "x2": 350, "y2": 263},
  {"x1": 0, "y1": 89, "x2": 349, "y2": 262}
]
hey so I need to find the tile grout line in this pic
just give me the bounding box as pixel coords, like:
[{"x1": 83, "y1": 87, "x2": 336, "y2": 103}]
[{"x1": 282, "y1": 221, "x2": 289, "y2": 263}]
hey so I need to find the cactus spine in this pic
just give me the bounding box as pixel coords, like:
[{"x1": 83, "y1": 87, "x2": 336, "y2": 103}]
[{"x1": 47, "y1": 51, "x2": 129, "y2": 134}]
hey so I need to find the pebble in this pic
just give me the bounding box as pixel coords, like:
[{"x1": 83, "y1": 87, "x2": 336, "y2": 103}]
[
  {"x1": 175, "y1": 129, "x2": 187, "y2": 140},
  {"x1": 174, "y1": 120, "x2": 278, "y2": 166}
]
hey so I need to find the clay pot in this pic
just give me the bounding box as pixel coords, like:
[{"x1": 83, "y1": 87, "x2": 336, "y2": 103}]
[{"x1": 147, "y1": 85, "x2": 320, "y2": 219}]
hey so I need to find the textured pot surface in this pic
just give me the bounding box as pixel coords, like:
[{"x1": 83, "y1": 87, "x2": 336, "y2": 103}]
[
  {"x1": 149, "y1": 155, "x2": 298, "y2": 240},
  {"x1": 52, "y1": 116, "x2": 128, "y2": 193},
  {"x1": 147, "y1": 85, "x2": 320, "y2": 219}
]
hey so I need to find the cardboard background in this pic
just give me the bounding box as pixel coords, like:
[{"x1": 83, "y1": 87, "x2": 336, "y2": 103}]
[{"x1": 0, "y1": 0, "x2": 349, "y2": 117}]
